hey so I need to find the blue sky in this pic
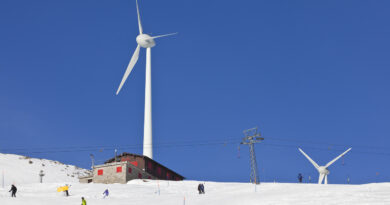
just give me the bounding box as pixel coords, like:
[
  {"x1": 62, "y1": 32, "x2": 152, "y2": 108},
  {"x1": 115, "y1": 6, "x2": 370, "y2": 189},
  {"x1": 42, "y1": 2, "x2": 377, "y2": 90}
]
[{"x1": 1, "y1": 0, "x2": 389, "y2": 184}]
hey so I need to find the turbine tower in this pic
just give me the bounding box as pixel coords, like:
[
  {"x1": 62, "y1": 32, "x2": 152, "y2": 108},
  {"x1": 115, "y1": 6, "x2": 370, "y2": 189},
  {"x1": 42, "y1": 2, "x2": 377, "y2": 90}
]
[
  {"x1": 298, "y1": 148, "x2": 352, "y2": 184},
  {"x1": 116, "y1": 0, "x2": 176, "y2": 159}
]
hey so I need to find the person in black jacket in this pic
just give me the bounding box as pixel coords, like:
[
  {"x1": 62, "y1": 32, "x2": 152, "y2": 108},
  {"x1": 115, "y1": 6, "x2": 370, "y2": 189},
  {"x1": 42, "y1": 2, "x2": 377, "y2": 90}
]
[
  {"x1": 9, "y1": 184, "x2": 17, "y2": 197},
  {"x1": 200, "y1": 183, "x2": 205, "y2": 194},
  {"x1": 298, "y1": 173, "x2": 303, "y2": 183}
]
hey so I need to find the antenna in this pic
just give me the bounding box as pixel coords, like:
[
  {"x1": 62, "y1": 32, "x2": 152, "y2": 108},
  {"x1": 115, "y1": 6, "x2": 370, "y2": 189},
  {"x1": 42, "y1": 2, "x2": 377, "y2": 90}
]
[
  {"x1": 90, "y1": 154, "x2": 95, "y2": 169},
  {"x1": 240, "y1": 127, "x2": 264, "y2": 184}
]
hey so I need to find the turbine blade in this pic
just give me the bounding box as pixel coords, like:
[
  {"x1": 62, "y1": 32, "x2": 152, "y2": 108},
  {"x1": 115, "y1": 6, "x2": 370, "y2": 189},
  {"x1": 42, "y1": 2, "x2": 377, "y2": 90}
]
[
  {"x1": 325, "y1": 148, "x2": 352, "y2": 168},
  {"x1": 136, "y1": 0, "x2": 143, "y2": 34},
  {"x1": 151, "y1": 33, "x2": 178, "y2": 39},
  {"x1": 299, "y1": 148, "x2": 320, "y2": 170},
  {"x1": 116, "y1": 45, "x2": 141, "y2": 95},
  {"x1": 324, "y1": 175, "x2": 328, "y2": 184}
]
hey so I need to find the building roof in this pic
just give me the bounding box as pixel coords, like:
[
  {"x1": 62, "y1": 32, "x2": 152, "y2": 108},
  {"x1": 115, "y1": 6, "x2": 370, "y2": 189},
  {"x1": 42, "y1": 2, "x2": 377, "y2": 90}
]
[
  {"x1": 105, "y1": 152, "x2": 145, "y2": 163},
  {"x1": 104, "y1": 152, "x2": 184, "y2": 179}
]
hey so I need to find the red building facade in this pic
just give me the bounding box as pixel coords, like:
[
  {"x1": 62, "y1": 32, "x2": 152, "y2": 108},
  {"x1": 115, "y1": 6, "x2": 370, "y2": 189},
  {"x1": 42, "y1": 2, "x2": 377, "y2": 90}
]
[{"x1": 105, "y1": 152, "x2": 184, "y2": 181}]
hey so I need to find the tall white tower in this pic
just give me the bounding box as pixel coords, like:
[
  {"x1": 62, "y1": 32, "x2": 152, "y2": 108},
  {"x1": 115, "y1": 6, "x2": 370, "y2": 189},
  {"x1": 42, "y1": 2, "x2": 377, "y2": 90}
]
[{"x1": 143, "y1": 47, "x2": 152, "y2": 158}]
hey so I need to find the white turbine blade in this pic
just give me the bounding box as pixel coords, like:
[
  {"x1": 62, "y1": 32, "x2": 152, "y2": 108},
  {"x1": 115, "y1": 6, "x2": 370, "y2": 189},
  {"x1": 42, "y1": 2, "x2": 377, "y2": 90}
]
[
  {"x1": 325, "y1": 148, "x2": 352, "y2": 168},
  {"x1": 299, "y1": 148, "x2": 320, "y2": 170},
  {"x1": 324, "y1": 175, "x2": 328, "y2": 184},
  {"x1": 151, "y1": 33, "x2": 178, "y2": 39},
  {"x1": 318, "y1": 174, "x2": 325, "y2": 184},
  {"x1": 116, "y1": 45, "x2": 141, "y2": 95},
  {"x1": 136, "y1": 0, "x2": 143, "y2": 34}
]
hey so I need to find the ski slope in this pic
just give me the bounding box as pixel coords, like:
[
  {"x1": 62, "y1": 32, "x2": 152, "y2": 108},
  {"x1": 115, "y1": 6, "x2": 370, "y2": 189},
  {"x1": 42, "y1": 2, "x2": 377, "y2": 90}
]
[
  {"x1": 0, "y1": 180, "x2": 390, "y2": 205},
  {"x1": 0, "y1": 153, "x2": 389, "y2": 204},
  {"x1": 0, "y1": 153, "x2": 89, "y2": 185}
]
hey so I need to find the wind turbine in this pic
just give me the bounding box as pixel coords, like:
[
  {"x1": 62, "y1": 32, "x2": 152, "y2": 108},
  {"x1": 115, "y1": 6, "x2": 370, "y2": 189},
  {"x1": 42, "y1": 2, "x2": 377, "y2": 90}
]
[
  {"x1": 116, "y1": 0, "x2": 176, "y2": 159},
  {"x1": 298, "y1": 148, "x2": 352, "y2": 184}
]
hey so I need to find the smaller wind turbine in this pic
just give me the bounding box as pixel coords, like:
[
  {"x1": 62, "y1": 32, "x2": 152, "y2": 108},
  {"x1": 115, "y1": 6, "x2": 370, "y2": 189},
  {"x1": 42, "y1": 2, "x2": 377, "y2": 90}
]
[{"x1": 298, "y1": 148, "x2": 352, "y2": 184}]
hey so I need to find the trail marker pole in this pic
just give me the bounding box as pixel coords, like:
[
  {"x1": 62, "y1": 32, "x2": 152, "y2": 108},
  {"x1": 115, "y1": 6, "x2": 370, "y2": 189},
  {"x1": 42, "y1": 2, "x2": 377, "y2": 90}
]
[
  {"x1": 157, "y1": 180, "x2": 160, "y2": 195},
  {"x1": 254, "y1": 183, "x2": 257, "y2": 192},
  {"x1": 39, "y1": 170, "x2": 45, "y2": 183},
  {"x1": 376, "y1": 172, "x2": 379, "y2": 183},
  {"x1": 241, "y1": 127, "x2": 264, "y2": 184}
]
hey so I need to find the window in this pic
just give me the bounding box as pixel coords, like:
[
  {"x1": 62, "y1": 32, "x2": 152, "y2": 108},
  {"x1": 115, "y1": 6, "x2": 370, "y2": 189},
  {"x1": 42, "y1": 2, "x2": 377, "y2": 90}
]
[
  {"x1": 116, "y1": 166, "x2": 122, "y2": 173},
  {"x1": 130, "y1": 161, "x2": 138, "y2": 167},
  {"x1": 157, "y1": 167, "x2": 161, "y2": 176},
  {"x1": 147, "y1": 161, "x2": 152, "y2": 170},
  {"x1": 138, "y1": 173, "x2": 142, "y2": 179},
  {"x1": 97, "y1": 169, "x2": 103, "y2": 176},
  {"x1": 166, "y1": 172, "x2": 171, "y2": 180},
  {"x1": 128, "y1": 168, "x2": 132, "y2": 173}
]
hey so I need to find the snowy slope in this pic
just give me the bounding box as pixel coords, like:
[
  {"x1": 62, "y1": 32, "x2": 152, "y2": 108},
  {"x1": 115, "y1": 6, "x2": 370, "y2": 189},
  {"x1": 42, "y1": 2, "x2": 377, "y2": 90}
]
[
  {"x1": 0, "y1": 180, "x2": 390, "y2": 205},
  {"x1": 0, "y1": 153, "x2": 389, "y2": 204},
  {"x1": 0, "y1": 153, "x2": 89, "y2": 185}
]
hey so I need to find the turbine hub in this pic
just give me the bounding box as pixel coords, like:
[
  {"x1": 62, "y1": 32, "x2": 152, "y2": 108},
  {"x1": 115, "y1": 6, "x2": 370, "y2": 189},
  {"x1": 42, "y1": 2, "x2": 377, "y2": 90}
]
[
  {"x1": 136, "y1": 34, "x2": 155, "y2": 48},
  {"x1": 318, "y1": 166, "x2": 330, "y2": 175}
]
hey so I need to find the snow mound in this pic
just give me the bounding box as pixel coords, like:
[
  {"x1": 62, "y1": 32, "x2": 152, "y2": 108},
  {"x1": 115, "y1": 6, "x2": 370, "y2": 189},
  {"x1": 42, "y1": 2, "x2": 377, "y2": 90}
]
[{"x1": 0, "y1": 153, "x2": 89, "y2": 185}]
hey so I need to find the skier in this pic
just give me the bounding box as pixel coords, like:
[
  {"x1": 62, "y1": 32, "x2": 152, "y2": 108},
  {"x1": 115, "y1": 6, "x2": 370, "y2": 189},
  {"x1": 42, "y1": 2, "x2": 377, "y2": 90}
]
[
  {"x1": 9, "y1": 184, "x2": 17, "y2": 197},
  {"x1": 81, "y1": 197, "x2": 87, "y2": 205},
  {"x1": 197, "y1": 183, "x2": 202, "y2": 194},
  {"x1": 298, "y1": 173, "x2": 303, "y2": 183},
  {"x1": 102, "y1": 189, "x2": 109, "y2": 198},
  {"x1": 200, "y1": 183, "x2": 205, "y2": 194},
  {"x1": 64, "y1": 184, "x2": 70, "y2": 196}
]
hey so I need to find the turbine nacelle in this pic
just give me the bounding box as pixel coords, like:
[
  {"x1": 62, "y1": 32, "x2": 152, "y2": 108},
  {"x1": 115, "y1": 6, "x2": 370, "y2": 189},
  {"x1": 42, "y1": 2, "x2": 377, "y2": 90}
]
[
  {"x1": 318, "y1": 166, "x2": 330, "y2": 175},
  {"x1": 136, "y1": 34, "x2": 156, "y2": 48}
]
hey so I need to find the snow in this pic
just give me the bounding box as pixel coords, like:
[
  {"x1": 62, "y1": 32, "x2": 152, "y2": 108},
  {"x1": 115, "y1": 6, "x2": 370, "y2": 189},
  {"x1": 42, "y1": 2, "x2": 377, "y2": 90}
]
[
  {"x1": 0, "y1": 153, "x2": 89, "y2": 185},
  {"x1": 0, "y1": 180, "x2": 390, "y2": 205},
  {"x1": 1, "y1": 153, "x2": 390, "y2": 204}
]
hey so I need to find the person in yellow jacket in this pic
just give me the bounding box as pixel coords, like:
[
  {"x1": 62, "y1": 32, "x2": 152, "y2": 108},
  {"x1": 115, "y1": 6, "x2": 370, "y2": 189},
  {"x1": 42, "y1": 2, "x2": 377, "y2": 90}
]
[
  {"x1": 81, "y1": 197, "x2": 87, "y2": 205},
  {"x1": 57, "y1": 185, "x2": 70, "y2": 196}
]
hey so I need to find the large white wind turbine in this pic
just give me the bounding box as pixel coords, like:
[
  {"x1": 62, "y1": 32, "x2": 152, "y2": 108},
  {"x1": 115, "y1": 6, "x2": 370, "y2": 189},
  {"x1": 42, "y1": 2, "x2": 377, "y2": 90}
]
[
  {"x1": 116, "y1": 0, "x2": 176, "y2": 159},
  {"x1": 298, "y1": 148, "x2": 352, "y2": 184}
]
